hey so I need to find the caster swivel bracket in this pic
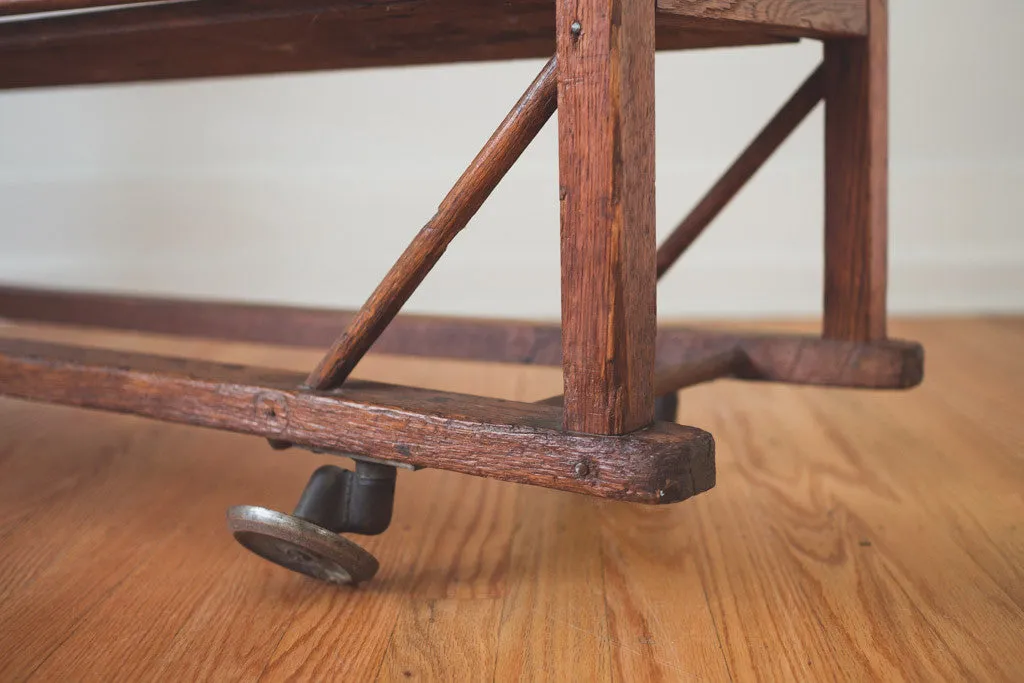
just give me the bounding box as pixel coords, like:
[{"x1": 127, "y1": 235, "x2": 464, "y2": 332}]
[{"x1": 227, "y1": 460, "x2": 396, "y2": 586}]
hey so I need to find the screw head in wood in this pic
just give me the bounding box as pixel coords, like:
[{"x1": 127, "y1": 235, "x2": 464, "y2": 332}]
[
  {"x1": 573, "y1": 461, "x2": 589, "y2": 478},
  {"x1": 570, "y1": 20, "x2": 582, "y2": 36}
]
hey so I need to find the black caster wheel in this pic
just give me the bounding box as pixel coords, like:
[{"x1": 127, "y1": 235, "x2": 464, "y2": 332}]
[{"x1": 227, "y1": 460, "x2": 396, "y2": 586}]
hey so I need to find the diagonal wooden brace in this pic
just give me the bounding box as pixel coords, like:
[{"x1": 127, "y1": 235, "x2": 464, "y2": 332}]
[
  {"x1": 657, "y1": 64, "x2": 825, "y2": 278},
  {"x1": 305, "y1": 56, "x2": 559, "y2": 392}
]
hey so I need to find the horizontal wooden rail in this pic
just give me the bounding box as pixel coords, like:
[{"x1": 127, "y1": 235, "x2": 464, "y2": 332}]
[
  {"x1": 656, "y1": 0, "x2": 867, "y2": 38},
  {"x1": 0, "y1": 338, "x2": 714, "y2": 504},
  {"x1": 0, "y1": 286, "x2": 923, "y2": 389},
  {"x1": 2, "y1": 0, "x2": 865, "y2": 36},
  {"x1": 0, "y1": 3, "x2": 790, "y2": 90},
  {"x1": 653, "y1": 348, "x2": 746, "y2": 395},
  {"x1": 537, "y1": 347, "x2": 745, "y2": 406},
  {"x1": 0, "y1": 285, "x2": 564, "y2": 365}
]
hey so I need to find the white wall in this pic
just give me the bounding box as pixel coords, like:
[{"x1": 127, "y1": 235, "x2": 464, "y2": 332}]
[{"x1": 1, "y1": 0, "x2": 1021, "y2": 320}]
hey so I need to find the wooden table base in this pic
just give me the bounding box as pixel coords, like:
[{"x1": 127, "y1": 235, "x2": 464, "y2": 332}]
[{"x1": 0, "y1": 0, "x2": 918, "y2": 593}]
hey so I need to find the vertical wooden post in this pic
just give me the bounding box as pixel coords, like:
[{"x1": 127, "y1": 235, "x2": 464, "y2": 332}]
[
  {"x1": 823, "y1": 0, "x2": 888, "y2": 341},
  {"x1": 556, "y1": 0, "x2": 657, "y2": 435}
]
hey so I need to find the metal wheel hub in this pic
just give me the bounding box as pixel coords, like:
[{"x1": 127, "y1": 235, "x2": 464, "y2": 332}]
[{"x1": 227, "y1": 505, "x2": 379, "y2": 586}]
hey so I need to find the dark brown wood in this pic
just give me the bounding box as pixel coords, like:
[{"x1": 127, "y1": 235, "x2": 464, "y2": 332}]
[
  {"x1": 0, "y1": 286, "x2": 922, "y2": 388},
  {"x1": 538, "y1": 347, "x2": 745, "y2": 406},
  {"x1": 0, "y1": 337, "x2": 715, "y2": 504},
  {"x1": 556, "y1": 0, "x2": 657, "y2": 435},
  {"x1": 656, "y1": 0, "x2": 867, "y2": 38},
  {"x1": 657, "y1": 65, "x2": 825, "y2": 278},
  {"x1": 653, "y1": 348, "x2": 745, "y2": 395},
  {"x1": 0, "y1": 1, "x2": 790, "y2": 90},
  {"x1": 657, "y1": 327, "x2": 921, "y2": 389},
  {"x1": 823, "y1": 0, "x2": 888, "y2": 341},
  {"x1": 306, "y1": 57, "x2": 558, "y2": 391},
  {"x1": 0, "y1": 0, "x2": 163, "y2": 16}
]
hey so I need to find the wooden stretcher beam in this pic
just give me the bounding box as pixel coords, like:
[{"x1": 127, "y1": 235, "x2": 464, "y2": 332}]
[
  {"x1": 537, "y1": 348, "x2": 745, "y2": 406},
  {"x1": 657, "y1": 65, "x2": 825, "y2": 278},
  {"x1": 656, "y1": 0, "x2": 867, "y2": 38},
  {"x1": 0, "y1": 0, "x2": 170, "y2": 16},
  {"x1": 0, "y1": 285, "x2": 566, "y2": 365},
  {"x1": 0, "y1": 1, "x2": 792, "y2": 90},
  {"x1": 0, "y1": 286, "x2": 924, "y2": 390},
  {"x1": 0, "y1": 337, "x2": 715, "y2": 504}
]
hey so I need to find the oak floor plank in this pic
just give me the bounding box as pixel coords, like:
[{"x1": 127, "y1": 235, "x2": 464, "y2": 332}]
[
  {"x1": 0, "y1": 318, "x2": 1021, "y2": 681},
  {"x1": 598, "y1": 502, "x2": 733, "y2": 681},
  {"x1": 492, "y1": 489, "x2": 613, "y2": 682}
]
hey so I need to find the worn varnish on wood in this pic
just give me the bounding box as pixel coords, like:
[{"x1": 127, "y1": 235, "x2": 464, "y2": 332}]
[
  {"x1": 0, "y1": 286, "x2": 923, "y2": 390},
  {"x1": 0, "y1": 0, "x2": 805, "y2": 89},
  {"x1": 556, "y1": 0, "x2": 658, "y2": 435},
  {"x1": 657, "y1": 0, "x2": 867, "y2": 38},
  {"x1": 0, "y1": 338, "x2": 715, "y2": 504},
  {"x1": 823, "y1": 0, "x2": 888, "y2": 341}
]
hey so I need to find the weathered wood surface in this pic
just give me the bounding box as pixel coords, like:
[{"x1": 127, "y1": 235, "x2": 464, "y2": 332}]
[
  {"x1": 658, "y1": 327, "x2": 922, "y2": 389},
  {"x1": 0, "y1": 337, "x2": 715, "y2": 504},
  {"x1": 0, "y1": 285, "x2": 567, "y2": 366},
  {"x1": 0, "y1": 318, "x2": 1019, "y2": 680},
  {"x1": 538, "y1": 348, "x2": 745, "y2": 406},
  {"x1": 0, "y1": 0, "x2": 792, "y2": 89},
  {"x1": 823, "y1": 0, "x2": 888, "y2": 341},
  {"x1": 0, "y1": 286, "x2": 923, "y2": 389},
  {"x1": 306, "y1": 57, "x2": 557, "y2": 391},
  {"x1": 657, "y1": 0, "x2": 867, "y2": 37},
  {"x1": 0, "y1": 0, "x2": 155, "y2": 16},
  {"x1": 556, "y1": 0, "x2": 657, "y2": 435},
  {"x1": 657, "y1": 65, "x2": 825, "y2": 277}
]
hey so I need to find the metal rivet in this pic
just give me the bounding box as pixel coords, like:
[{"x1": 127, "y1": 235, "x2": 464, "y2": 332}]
[
  {"x1": 570, "y1": 20, "x2": 582, "y2": 36},
  {"x1": 573, "y1": 461, "x2": 589, "y2": 478}
]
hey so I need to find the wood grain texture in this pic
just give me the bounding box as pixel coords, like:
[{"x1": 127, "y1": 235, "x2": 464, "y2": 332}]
[
  {"x1": 0, "y1": 0, "x2": 161, "y2": 16},
  {"x1": 0, "y1": 0, "x2": 789, "y2": 90},
  {"x1": 823, "y1": 0, "x2": 888, "y2": 341},
  {"x1": 0, "y1": 285, "x2": 924, "y2": 389},
  {"x1": 538, "y1": 348, "x2": 745, "y2": 406},
  {"x1": 656, "y1": 0, "x2": 867, "y2": 37},
  {"x1": 657, "y1": 327, "x2": 922, "y2": 389},
  {"x1": 306, "y1": 57, "x2": 557, "y2": 391},
  {"x1": 657, "y1": 65, "x2": 824, "y2": 278},
  {"x1": 556, "y1": 0, "x2": 658, "y2": 435},
  {"x1": 0, "y1": 318, "x2": 1019, "y2": 680},
  {"x1": 0, "y1": 337, "x2": 715, "y2": 504},
  {"x1": 0, "y1": 285, "x2": 568, "y2": 366}
]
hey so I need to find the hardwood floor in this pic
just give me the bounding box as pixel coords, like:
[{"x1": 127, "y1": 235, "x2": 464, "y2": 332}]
[{"x1": 0, "y1": 318, "x2": 1021, "y2": 681}]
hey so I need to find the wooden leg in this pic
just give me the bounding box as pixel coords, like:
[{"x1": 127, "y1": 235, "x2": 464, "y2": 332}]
[
  {"x1": 823, "y1": 0, "x2": 888, "y2": 341},
  {"x1": 556, "y1": 0, "x2": 657, "y2": 435}
]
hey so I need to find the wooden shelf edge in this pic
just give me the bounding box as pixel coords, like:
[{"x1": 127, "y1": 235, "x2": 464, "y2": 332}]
[
  {"x1": 0, "y1": 337, "x2": 716, "y2": 505},
  {"x1": 0, "y1": 285, "x2": 924, "y2": 390}
]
